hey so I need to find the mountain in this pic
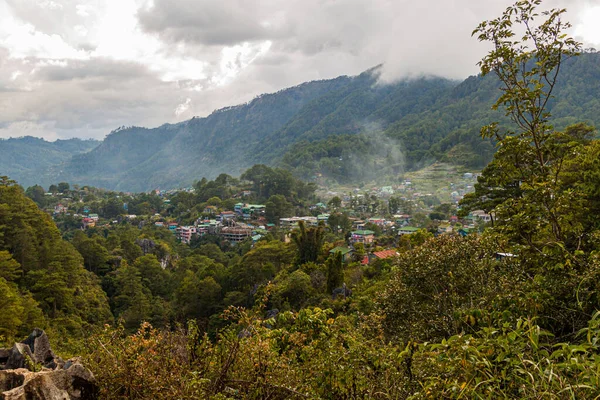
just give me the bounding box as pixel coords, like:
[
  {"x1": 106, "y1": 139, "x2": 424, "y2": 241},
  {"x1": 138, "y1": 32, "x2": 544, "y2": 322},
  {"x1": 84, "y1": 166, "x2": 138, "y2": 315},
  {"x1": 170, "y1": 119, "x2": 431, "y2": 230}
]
[
  {"x1": 10, "y1": 52, "x2": 600, "y2": 191},
  {"x1": 0, "y1": 137, "x2": 99, "y2": 186}
]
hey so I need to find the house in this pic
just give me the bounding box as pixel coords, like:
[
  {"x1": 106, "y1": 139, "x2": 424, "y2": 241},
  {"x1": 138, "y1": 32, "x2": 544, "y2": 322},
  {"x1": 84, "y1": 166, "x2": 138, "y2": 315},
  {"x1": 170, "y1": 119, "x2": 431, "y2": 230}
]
[
  {"x1": 54, "y1": 204, "x2": 68, "y2": 214},
  {"x1": 437, "y1": 224, "x2": 453, "y2": 234},
  {"x1": 329, "y1": 246, "x2": 353, "y2": 262},
  {"x1": 352, "y1": 220, "x2": 366, "y2": 231},
  {"x1": 220, "y1": 211, "x2": 236, "y2": 221},
  {"x1": 241, "y1": 204, "x2": 266, "y2": 219},
  {"x1": 372, "y1": 249, "x2": 399, "y2": 260},
  {"x1": 82, "y1": 217, "x2": 95, "y2": 229},
  {"x1": 196, "y1": 223, "x2": 210, "y2": 236},
  {"x1": 317, "y1": 214, "x2": 330, "y2": 222},
  {"x1": 220, "y1": 226, "x2": 253, "y2": 243},
  {"x1": 168, "y1": 222, "x2": 178, "y2": 231},
  {"x1": 279, "y1": 216, "x2": 318, "y2": 229},
  {"x1": 495, "y1": 252, "x2": 516, "y2": 261},
  {"x1": 176, "y1": 226, "x2": 197, "y2": 244},
  {"x1": 470, "y1": 210, "x2": 492, "y2": 223},
  {"x1": 350, "y1": 230, "x2": 375, "y2": 245},
  {"x1": 379, "y1": 186, "x2": 394, "y2": 196},
  {"x1": 394, "y1": 214, "x2": 412, "y2": 225},
  {"x1": 88, "y1": 213, "x2": 99, "y2": 221},
  {"x1": 368, "y1": 217, "x2": 386, "y2": 226},
  {"x1": 398, "y1": 226, "x2": 420, "y2": 236}
]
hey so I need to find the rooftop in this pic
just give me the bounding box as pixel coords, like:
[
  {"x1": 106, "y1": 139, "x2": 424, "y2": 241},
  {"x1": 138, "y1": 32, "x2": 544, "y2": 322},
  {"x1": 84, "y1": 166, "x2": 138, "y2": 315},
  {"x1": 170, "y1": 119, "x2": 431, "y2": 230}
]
[
  {"x1": 329, "y1": 246, "x2": 352, "y2": 255},
  {"x1": 352, "y1": 230, "x2": 375, "y2": 236},
  {"x1": 373, "y1": 250, "x2": 399, "y2": 259}
]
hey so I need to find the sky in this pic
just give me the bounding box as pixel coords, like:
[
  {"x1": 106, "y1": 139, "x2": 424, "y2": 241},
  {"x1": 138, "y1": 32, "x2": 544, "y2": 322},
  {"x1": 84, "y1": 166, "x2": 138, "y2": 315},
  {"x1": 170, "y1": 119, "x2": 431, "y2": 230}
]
[{"x1": 0, "y1": 0, "x2": 599, "y2": 141}]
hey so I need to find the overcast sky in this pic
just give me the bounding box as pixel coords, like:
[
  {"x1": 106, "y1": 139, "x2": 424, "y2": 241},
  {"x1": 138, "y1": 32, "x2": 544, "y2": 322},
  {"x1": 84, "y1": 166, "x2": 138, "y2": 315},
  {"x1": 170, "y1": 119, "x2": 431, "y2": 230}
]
[{"x1": 1, "y1": 0, "x2": 599, "y2": 141}]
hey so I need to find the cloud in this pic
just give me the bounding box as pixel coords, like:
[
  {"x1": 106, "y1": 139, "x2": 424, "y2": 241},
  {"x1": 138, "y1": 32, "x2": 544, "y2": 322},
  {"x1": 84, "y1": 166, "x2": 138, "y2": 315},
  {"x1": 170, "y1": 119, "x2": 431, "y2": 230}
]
[
  {"x1": 137, "y1": 0, "x2": 278, "y2": 46},
  {"x1": 0, "y1": 0, "x2": 595, "y2": 141},
  {"x1": 174, "y1": 98, "x2": 192, "y2": 117}
]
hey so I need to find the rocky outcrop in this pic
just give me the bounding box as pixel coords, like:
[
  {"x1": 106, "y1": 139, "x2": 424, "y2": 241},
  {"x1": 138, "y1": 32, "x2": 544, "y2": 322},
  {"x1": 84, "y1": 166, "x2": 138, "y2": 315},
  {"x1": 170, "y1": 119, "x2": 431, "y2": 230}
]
[{"x1": 0, "y1": 330, "x2": 97, "y2": 400}]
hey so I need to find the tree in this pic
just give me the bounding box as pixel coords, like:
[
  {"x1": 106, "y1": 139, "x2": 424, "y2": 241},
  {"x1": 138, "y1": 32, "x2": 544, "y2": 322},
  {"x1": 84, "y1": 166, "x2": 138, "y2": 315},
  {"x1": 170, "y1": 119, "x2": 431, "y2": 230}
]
[
  {"x1": 57, "y1": 182, "x2": 70, "y2": 193},
  {"x1": 464, "y1": 0, "x2": 585, "y2": 257},
  {"x1": 291, "y1": 221, "x2": 325, "y2": 266},
  {"x1": 380, "y1": 235, "x2": 519, "y2": 342},
  {"x1": 25, "y1": 185, "x2": 46, "y2": 207},
  {"x1": 72, "y1": 232, "x2": 111, "y2": 275},
  {"x1": 0, "y1": 250, "x2": 22, "y2": 282},
  {"x1": 133, "y1": 254, "x2": 171, "y2": 298},
  {"x1": 174, "y1": 272, "x2": 222, "y2": 320},
  {"x1": 352, "y1": 243, "x2": 366, "y2": 263},
  {"x1": 265, "y1": 194, "x2": 293, "y2": 223},
  {"x1": 462, "y1": 0, "x2": 600, "y2": 337},
  {"x1": 327, "y1": 212, "x2": 352, "y2": 234},
  {"x1": 112, "y1": 262, "x2": 152, "y2": 330},
  {"x1": 326, "y1": 251, "x2": 344, "y2": 294},
  {"x1": 271, "y1": 270, "x2": 314, "y2": 310},
  {"x1": 327, "y1": 196, "x2": 342, "y2": 209},
  {"x1": 0, "y1": 278, "x2": 25, "y2": 339}
]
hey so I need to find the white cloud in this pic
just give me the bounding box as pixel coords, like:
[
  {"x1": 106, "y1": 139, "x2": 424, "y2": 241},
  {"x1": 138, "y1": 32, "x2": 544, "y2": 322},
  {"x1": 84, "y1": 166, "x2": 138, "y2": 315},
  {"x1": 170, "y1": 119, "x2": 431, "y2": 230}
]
[
  {"x1": 575, "y1": 4, "x2": 600, "y2": 46},
  {"x1": 174, "y1": 97, "x2": 191, "y2": 116}
]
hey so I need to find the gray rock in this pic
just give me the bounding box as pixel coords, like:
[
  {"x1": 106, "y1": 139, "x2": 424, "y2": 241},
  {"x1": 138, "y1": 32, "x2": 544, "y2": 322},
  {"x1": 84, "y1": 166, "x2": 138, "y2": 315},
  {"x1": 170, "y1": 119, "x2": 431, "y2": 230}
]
[
  {"x1": 4, "y1": 344, "x2": 33, "y2": 371},
  {"x1": 0, "y1": 331, "x2": 98, "y2": 399}
]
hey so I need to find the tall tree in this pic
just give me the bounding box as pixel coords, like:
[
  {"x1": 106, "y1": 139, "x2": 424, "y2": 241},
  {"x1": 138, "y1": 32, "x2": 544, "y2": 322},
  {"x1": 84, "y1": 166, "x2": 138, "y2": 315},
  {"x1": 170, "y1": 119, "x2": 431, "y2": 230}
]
[
  {"x1": 291, "y1": 221, "x2": 325, "y2": 266},
  {"x1": 326, "y1": 251, "x2": 344, "y2": 294},
  {"x1": 464, "y1": 0, "x2": 586, "y2": 259}
]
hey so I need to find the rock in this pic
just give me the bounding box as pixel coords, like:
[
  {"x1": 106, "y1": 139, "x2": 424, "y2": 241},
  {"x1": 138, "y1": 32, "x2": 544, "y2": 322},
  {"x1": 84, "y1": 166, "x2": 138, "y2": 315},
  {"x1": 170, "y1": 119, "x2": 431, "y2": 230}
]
[
  {"x1": 0, "y1": 331, "x2": 98, "y2": 400},
  {"x1": 0, "y1": 361, "x2": 98, "y2": 400},
  {"x1": 0, "y1": 370, "x2": 25, "y2": 393},
  {"x1": 21, "y1": 329, "x2": 61, "y2": 369},
  {"x1": 4, "y1": 344, "x2": 33, "y2": 371},
  {"x1": 331, "y1": 283, "x2": 352, "y2": 299}
]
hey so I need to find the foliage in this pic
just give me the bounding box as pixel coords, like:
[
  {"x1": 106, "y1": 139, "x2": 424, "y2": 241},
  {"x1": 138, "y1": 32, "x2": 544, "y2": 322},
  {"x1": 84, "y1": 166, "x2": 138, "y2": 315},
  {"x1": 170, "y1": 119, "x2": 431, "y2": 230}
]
[
  {"x1": 290, "y1": 221, "x2": 325, "y2": 266},
  {"x1": 0, "y1": 177, "x2": 112, "y2": 339}
]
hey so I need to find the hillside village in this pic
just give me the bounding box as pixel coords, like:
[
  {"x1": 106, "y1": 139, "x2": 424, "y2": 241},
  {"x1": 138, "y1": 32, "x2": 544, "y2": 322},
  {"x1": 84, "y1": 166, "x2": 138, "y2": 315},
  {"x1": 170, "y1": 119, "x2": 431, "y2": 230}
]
[{"x1": 32, "y1": 166, "x2": 489, "y2": 265}]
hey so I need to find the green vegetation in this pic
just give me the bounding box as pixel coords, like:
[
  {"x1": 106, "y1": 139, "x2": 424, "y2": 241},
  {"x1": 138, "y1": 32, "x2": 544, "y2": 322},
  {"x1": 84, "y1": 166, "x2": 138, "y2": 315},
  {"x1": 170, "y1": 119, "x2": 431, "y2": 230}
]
[
  {"x1": 0, "y1": 137, "x2": 98, "y2": 189},
  {"x1": 4, "y1": 2, "x2": 600, "y2": 398}
]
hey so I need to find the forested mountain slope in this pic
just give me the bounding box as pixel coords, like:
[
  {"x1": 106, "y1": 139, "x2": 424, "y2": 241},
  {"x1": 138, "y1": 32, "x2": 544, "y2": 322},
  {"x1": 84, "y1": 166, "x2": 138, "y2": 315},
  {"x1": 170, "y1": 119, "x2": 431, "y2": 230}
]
[
  {"x1": 0, "y1": 137, "x2": 98, "y2": 187},
  {"x1": 12, "y1": 52, "x2": 600, "y2": 191},
  {"x1": 0, "y1": 178, "x2": 112, "y2": 339}
]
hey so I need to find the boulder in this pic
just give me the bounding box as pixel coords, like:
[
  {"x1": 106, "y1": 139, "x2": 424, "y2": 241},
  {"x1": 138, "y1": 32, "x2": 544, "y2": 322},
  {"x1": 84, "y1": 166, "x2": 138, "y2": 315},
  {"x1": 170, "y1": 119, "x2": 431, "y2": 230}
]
[
  {"x1": 0, "y1": 330, "x2": 97, "y2": 400},
  {"x1": 3, "y1": 344, "x2": 33, "y2": 371}
]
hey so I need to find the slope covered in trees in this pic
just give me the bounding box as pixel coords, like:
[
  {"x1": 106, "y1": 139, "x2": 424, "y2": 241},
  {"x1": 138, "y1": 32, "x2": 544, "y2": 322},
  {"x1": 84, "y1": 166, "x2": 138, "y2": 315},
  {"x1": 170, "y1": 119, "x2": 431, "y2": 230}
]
[
  {"x1": 0, "y1": 137, "x2": 98, "y2": 188},
  {"x1": 5, "y1": 49, "x2": 599, "y2": 191},
  {"x1": 0, "y1": 177, "x2": 111, "y2": 340}
]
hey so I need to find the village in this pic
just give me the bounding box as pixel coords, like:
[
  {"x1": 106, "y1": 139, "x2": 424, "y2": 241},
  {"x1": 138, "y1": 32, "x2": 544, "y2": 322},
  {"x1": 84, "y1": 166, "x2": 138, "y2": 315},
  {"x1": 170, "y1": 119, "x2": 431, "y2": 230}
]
[{"x1": 41, "y1": 168, "x2": 490, "y2": 265}]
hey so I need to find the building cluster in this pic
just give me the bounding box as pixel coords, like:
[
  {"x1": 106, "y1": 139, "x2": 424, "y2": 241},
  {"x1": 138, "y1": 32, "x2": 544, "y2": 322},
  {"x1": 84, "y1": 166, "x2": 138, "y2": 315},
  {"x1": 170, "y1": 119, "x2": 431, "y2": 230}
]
[{"x1": 150, "y1": 202, "x2": 271, "y2": 245}]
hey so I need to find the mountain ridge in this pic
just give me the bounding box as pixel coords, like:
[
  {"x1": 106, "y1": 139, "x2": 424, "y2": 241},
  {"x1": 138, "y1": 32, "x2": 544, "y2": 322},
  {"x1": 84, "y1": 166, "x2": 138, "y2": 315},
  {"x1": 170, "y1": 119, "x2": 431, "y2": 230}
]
[{"x1": 5, "y1": 52, "x2": 600, "y2": 191}]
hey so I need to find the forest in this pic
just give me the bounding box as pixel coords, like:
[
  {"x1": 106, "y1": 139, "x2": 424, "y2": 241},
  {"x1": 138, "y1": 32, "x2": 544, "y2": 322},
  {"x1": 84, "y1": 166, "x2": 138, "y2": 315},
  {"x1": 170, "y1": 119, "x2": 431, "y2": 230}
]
[{"x1": 3, "y1": 1, "x2": 600, "y2": 398}]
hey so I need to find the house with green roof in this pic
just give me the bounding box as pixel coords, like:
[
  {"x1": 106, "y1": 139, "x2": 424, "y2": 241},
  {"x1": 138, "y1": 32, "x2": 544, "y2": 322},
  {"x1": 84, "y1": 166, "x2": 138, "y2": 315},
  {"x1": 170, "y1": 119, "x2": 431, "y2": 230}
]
[
  {"x1": 350, "y1": 230, "x2": 375, "y2": 244},
  {"x1": 329, "y1": 246, "x2": 353, "y2": 262}
]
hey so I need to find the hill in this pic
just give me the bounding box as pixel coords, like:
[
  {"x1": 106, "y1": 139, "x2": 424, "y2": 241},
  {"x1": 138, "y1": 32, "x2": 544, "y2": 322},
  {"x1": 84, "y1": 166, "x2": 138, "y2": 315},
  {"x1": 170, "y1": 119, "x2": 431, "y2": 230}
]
[
  {"x1": 10, "y1": 52, "x2": 600, "y2": 191},
  {"x1": 0, "y1": 137, "x2": 99, "y2": 188}
]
